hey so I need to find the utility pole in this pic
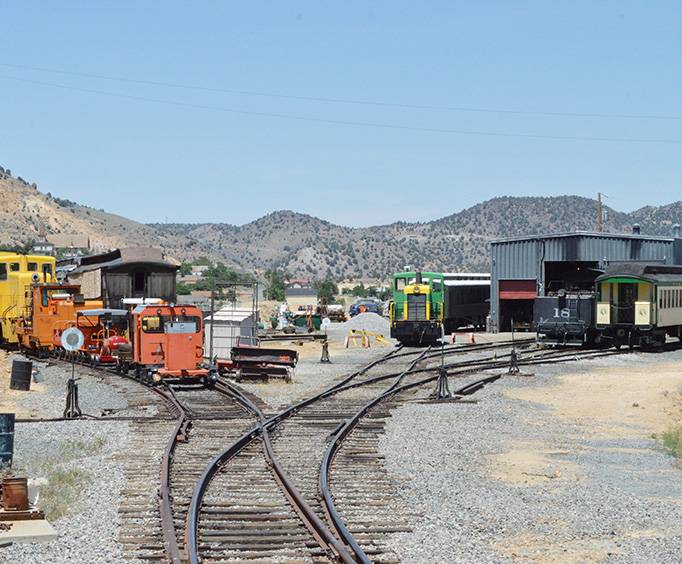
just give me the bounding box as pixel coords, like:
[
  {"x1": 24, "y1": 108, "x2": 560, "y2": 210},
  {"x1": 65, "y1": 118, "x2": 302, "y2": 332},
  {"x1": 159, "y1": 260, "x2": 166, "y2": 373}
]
[{"x1": 597, "y1": 192, "x2": 603, "y2": 232}]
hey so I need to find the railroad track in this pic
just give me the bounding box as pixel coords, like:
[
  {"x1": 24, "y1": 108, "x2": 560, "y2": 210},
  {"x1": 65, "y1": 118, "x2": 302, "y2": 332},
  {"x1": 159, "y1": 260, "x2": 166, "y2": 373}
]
[
  {"x1": 184, "y1": 342, "x2": 631, "y2": 564},
  {"x1": 8, "y1": 340, "x2": 635, "y2": 562}
]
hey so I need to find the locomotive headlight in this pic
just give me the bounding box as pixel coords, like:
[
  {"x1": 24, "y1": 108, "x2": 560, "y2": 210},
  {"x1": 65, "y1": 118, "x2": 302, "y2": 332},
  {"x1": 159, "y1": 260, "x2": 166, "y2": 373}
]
[{"x1": 413, "y1": 286, "x2": 420, "y2": 294}]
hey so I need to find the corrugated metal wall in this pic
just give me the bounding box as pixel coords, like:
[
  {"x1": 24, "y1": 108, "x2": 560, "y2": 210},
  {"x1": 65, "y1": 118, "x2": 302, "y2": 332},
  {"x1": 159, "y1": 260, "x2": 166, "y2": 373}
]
[
  {"x1": 204, "y1": 318, "x2": 257, "y2": 358},
  {"x1": 490, "y1": 234, "x2": 676, "y2": 332}
]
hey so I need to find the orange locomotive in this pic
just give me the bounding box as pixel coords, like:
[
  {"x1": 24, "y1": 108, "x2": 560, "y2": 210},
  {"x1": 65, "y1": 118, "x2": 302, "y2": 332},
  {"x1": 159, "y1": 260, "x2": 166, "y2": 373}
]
[
  {"x1": 15, "y1": 281, "x2": 215, "y2": 385},
  {"x1": 16, "y1": 283, "x2": 105, "y2": 358}
]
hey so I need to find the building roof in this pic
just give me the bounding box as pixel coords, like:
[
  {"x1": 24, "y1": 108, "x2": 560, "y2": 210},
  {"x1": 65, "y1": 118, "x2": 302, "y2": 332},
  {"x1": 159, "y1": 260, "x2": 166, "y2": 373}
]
[
  {"x1": 491, "y1": 230, "x2": 675, "y2": 245},
  {"x1": 285, "y1": 287, "x2": 318, "y2": 297},
  {"x1": 71, "y1": 247, "x2": 178, "y2": 273},
  {"x1": 48, "y1": 234, "x2": 90, "y2": 249},
  {"x1": 596, "y1": 262, "x2": 682, "y2": 284},
  {"x1": 205, "y1": 306, "x2": 257, "y2": 323}
]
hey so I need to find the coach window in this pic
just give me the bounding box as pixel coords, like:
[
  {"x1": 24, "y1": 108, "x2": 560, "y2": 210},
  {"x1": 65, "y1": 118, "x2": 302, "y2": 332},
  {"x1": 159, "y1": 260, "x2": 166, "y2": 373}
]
[
  {"x1": 133, "y1": 271, "x2": 146, "y2": 294},
  {"x1": 0, "y1": 263, "x2": 7, "y2": 281}
]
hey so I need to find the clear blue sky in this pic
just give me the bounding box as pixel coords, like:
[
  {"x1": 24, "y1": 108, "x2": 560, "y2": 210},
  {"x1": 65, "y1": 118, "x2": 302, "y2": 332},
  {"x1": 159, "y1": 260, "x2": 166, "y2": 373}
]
[{"x1": 1, "y1": 2, "x2": 680, "y2": 227}]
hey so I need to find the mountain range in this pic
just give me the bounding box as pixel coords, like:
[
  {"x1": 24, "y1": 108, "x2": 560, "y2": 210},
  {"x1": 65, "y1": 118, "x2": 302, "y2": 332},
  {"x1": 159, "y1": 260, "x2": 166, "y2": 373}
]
[{"x1": 2, "y1": 166, "x2": 681, "y2": 280}]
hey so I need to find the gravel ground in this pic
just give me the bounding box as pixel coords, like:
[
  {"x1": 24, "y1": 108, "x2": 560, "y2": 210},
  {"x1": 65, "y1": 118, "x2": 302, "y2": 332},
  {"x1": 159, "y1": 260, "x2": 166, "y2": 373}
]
[
  {"x1": 0, "y1": 355, "x2": 145, "y2": 563},
  {"x1": 6, "y1": 353, "x2": 128, "y2": 419},
  {"x1": 381, "y1": 352, "x2": 682, "y2": 563},
  {"x1": 2, "y1": 420, "x2": 134, "y2": 564},
  {"x1": 238, "y1": 342, "x2": 394, "y2": 409}
]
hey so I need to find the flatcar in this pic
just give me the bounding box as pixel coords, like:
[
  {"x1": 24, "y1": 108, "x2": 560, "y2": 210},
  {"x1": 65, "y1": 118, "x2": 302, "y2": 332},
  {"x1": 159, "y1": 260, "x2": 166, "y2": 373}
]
[
  {"x1": 595, "y1": 262, "x2": 682, "y2": 348},
  {"x1": 0, "y1": 252, "x2": 56, "y2": 345},
  {"x1": 389, "y1": 271, "x2": 490, "y2": 346}
]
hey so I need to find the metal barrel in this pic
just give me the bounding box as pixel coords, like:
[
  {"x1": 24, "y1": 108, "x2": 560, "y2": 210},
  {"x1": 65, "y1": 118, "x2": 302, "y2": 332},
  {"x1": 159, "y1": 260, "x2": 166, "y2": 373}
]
[
  {"x1": 10, "y1": 360, "x2": 32, "y2": 391},
  {"x1": 0, "y1": 413, "x2": 15, "y2": 467}
]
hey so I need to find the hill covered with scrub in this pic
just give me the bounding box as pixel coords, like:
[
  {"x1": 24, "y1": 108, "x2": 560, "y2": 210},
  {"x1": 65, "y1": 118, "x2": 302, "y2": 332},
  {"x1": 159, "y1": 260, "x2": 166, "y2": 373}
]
[{"x1": 2, "y1": 165, "x2": 681, "y2": 279}]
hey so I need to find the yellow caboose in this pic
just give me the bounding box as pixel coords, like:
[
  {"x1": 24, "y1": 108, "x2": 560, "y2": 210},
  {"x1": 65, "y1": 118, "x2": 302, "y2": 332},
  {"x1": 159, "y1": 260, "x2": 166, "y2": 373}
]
[{"x1": 0, "y1": 252, "x2": 56, "y2": 344}]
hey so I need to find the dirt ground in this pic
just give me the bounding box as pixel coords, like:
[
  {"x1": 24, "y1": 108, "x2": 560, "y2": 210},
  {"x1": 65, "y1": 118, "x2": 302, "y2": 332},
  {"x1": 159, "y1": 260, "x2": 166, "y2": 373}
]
[
  {"x1": 492, "y1": 358, "x2": 682, "y2": 562},
  {"x1": 0, "y1": 350, "x2": 47, "y2": 418},
  {"x1": 507, "y1": 360, "x2": 682, "y2": 440}
]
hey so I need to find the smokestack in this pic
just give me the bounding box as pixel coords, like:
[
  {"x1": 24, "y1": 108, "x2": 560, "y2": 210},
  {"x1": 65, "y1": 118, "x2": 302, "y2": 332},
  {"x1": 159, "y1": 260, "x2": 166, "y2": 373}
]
[
  {"x1": 674, "y1": 223, "x2": 681, "y2": 239},
  {"x1": 415, "y1": 271, "x2": 422, "y2": 284},
  {"x1": 632, "y1": 223, "x2": 641, "y2": 235}
]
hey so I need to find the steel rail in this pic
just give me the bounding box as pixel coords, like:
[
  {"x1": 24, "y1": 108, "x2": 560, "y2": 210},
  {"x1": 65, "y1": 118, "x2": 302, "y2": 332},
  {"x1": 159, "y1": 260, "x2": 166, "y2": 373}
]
[
  {"x1": 318, "y1": 346, "x2": 630, "y2": 562},
  {"x1": 157, "y1": 385, "x2": 192, "y2": 564},
  {"x1": 184, "y1": 346, "x2": 405, "y2": 563},
  {"x1": 213, "y1": 380, "x2": 355, "y2": 563}
]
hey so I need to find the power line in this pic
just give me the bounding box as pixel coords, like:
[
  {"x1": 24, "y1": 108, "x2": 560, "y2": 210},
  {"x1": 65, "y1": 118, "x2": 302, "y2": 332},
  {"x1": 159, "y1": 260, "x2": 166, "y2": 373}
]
[
  {"x1": 1, "y1": 61, "x2": 680, "y2": 121},
  {"x1": 2, "y1": 74, "x2": 682, "y2": 145}
]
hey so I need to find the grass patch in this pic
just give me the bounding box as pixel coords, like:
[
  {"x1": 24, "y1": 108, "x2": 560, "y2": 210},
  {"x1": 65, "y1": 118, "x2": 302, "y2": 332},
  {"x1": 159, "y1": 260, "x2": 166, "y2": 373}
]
[
  {"x1": 662, "y1": 426, "x2": 682, "y2": 461},
  {"x1": 11, "y1": 435, "x2": 105, "y2": 520},
  {"x1": 39, "y1": 467, "x2": 92, "y2": 521},
  {"x1": 60, "y1": 436, "x2": 106, "y2": 460}
]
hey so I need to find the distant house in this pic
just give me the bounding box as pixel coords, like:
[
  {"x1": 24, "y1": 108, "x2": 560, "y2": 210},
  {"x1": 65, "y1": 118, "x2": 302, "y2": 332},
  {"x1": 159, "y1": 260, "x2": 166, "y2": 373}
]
[
  {"x1": 191, "y1": 265, "x2": 210, "y2": 276},
  {"x1": 204, "y1": 306, "x2": 258, "y2": 358},
  {"x1": 31, "y1": 241, "x2": 55, "y2": 256},
  {"x1": 285, "y1": 286, "x2": 318, "y2": 311},
  {"x1": 286, "y1": 279, "x2": 310, "y2": 289},
  {"x1": 47, "y1": 234, "x2": 91, "y2": 255},
  {"x1": 63, "y1": 247, "x2": 179, "y2": 308}
]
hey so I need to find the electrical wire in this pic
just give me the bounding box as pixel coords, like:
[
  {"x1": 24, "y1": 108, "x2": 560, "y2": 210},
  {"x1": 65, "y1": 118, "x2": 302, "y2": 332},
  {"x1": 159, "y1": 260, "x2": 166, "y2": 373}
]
[
  {"x1": 2, "y1": 74, "x2": 681, "y2": 144},
  {"x1": 1, "y1": 61, "x2": 680, "y2": 121}
]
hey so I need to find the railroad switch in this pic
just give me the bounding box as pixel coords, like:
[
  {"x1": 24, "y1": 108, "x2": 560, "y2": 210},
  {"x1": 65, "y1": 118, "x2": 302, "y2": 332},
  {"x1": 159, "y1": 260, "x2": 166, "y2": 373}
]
[
  {"x1": 320, "y1": 340, "x2": 331, "y2": 364},
  {"x1": 63, "y1": 378, "x2": 82, "y2": 419},
  {"x1": 430, "y1": 367, "x2": 452, "y2": 400},
  {"x1": 507, "y1": 348, "x2": 534, "y2": 377}
]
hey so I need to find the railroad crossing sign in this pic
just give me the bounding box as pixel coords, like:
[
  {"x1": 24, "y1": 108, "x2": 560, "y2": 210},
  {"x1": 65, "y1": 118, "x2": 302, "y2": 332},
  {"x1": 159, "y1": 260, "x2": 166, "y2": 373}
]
[{"x1": 61, "y1": 327, "x2": 85, "y2": 352}]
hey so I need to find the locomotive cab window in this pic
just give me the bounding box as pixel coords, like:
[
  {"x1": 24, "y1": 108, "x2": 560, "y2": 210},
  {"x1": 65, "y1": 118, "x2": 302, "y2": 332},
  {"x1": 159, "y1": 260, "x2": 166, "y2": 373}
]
[
  {"x1": 165, "y1": 316, "x2": 201, "y2": 334},
  {"x1": 42, "y1": 263, "x2": 52, "y2": 280},
  {"x1": 395, "y1": 278, "x2": 406, "y2": 291},
  {"x1": 27, "y1": 262, "x2": 37, "y2": 272},
  {"x1": 9, "y1": 263, "x2": 20, "y2": 272},
  {"x1": 0, "y1": 263, "x2": 6, "y2": 281},
  {"x1": 432, "y1": 280, "x2": 443, "y2": 293}
]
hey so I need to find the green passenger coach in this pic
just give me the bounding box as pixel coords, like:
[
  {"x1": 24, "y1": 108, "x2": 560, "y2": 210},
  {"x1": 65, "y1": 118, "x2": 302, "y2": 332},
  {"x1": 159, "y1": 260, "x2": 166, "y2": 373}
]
[{"x1": 595, "y1": 262, "x2": 682, "y2": 349}]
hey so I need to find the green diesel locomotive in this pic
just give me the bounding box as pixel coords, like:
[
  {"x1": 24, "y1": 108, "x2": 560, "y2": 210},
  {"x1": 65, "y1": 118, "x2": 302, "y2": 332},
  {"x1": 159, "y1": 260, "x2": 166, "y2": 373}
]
[{"x1": 389, "y1": 271, "x2": 490, "y2": 346}]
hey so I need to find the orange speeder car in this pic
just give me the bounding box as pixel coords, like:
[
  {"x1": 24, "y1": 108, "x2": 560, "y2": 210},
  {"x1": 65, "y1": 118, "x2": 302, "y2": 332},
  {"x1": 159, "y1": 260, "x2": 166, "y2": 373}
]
[{"x1": 123, "y1": 302, "x2": 216, "y2": 385}]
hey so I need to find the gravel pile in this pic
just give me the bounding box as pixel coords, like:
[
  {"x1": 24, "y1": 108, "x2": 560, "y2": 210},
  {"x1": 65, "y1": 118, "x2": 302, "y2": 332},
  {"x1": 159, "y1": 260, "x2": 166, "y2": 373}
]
[
  {"x1": 380, "y1": 354, "x2": 682, "y2": 563},
  {"x1": 2, "y1": 420, "x2": 134, "y2": 564},
  {"x1": 338, "y1": 312, "x2": 390, "y2": 335}
]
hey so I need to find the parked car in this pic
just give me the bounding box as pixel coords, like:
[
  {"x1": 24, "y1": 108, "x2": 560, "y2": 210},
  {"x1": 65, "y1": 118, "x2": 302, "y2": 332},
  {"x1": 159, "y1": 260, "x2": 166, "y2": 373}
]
[{"x1": 349, "y1": 299, "x2": 382, "y2": 317}]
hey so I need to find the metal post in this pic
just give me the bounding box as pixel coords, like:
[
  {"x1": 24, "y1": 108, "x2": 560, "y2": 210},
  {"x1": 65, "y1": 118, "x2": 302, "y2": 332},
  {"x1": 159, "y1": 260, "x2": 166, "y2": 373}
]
[{"x1": 209, "y1": 279, "x2": 215, "y2": 362}]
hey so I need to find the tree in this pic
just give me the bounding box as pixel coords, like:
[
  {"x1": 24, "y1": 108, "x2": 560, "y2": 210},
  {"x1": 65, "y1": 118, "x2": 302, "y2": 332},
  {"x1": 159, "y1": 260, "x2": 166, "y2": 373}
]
[
  {"x1": 264, "y1": 269, "x2": 287, "y2": 301},
  {"x1": 314, "y1": 278, "x2": 338, "y2": 304},
  {"x1": 176, "y1": 282, "x2": 193, "y2": 295},
  {"x1": 179, "y1": 262, "x2": 192, "y2": 276}
]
